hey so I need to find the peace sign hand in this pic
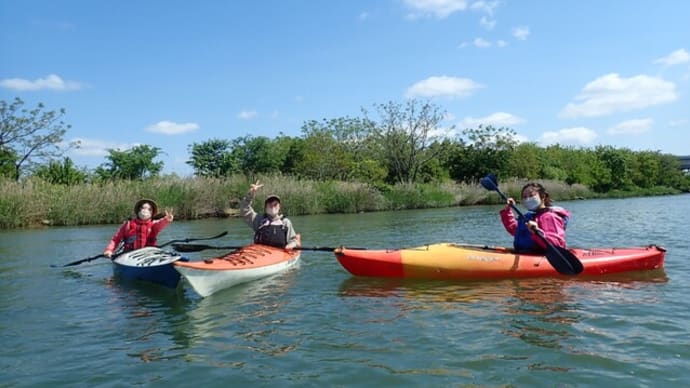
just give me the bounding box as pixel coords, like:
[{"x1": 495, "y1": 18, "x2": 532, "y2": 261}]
[{"x1": 249, "y1": 180, "x2": 263, "y2": 197}]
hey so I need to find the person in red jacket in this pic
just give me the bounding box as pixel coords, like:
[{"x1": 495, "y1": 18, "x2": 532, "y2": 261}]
[{"x1": 103, "y1": 199, "x2": 174, "y2": 257}]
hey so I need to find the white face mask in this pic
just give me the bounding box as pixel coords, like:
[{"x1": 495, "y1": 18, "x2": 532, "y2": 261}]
[
  {"x1": 265, "y1": 206, "x2": 279, "y2": 217},
  {"x1": 138, "y1": 208, "x2": 152, "y2": 220},
  {"x1": 522, "y1": 195, "x2": 541, "y2": 211}
]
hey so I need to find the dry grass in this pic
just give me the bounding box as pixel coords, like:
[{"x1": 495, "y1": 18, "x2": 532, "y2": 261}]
[{"x1": 0, "y1": 175, "x2": 597, "y2": 229}]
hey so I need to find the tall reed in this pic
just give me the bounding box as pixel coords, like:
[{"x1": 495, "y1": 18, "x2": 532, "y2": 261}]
[{"x1": 0, "y1": 174, "x2": 635, "y2": 229}]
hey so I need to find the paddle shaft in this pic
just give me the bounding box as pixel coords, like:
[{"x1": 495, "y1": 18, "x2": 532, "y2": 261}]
[
  {"x1": 52, "y1": 231, "x2": 228, "y2": 267},
  {"x1": 171, "y1": 243, "x2": 354, "y2": 253}
]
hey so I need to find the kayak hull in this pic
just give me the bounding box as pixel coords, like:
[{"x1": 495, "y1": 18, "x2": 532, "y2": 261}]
[
  {"x1": 174, "y1": 244, "x2": 301, "y2": 297},
  {"x1": 334, "y1": 243, "x2": 666, "y2": 279},
  {"x1": 112, "y1": 247, "x2": 185, "y2": 288}
]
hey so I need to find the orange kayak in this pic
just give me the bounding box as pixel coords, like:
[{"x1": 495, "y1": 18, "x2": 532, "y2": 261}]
[
  {"x1": 334, "y1": 243, "x2": 665, "y2": 279},
  {"x1": 174, "y1": 244, "x2": 300, "y2": 297}
]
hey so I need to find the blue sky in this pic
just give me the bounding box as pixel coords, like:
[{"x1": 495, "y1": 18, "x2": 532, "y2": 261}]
[{"x1": 2, "y1": 0, "x2": 689, "y2": 176}]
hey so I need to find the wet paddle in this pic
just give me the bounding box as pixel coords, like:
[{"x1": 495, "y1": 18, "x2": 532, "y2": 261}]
[
  {"x1": 156, "y1": 231, "x2": 228, "y2": 248},
  {"x1": 480, "y1": 174, "x2": 583, "y2": 275},
  {"x1": 172, "y1": 243, "x2": 366, "y2": 253},
  {"x1": 51, "y1": 231, "x2": 229, "y2": 268}
]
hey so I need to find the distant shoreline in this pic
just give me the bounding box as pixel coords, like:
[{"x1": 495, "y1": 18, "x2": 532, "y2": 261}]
[{"x1": 0, "y1": 175, "x2": 682, "y2": 229}]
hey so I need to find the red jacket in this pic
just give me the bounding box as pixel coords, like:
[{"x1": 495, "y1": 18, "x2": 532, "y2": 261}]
[{"x1": 105, "y1": 217, "x2": 171, "y2": 253}]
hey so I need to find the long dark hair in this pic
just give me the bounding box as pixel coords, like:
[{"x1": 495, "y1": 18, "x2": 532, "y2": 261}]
[{"x1": 521, "y1": 182, "x2": 552, "y2": 207}]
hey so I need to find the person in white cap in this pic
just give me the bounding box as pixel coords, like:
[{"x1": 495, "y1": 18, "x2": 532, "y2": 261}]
[{"x1": 240, "y1": 180, "x2": 300, "y2": 250}]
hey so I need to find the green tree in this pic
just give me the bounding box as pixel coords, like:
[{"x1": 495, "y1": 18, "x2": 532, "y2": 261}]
[
  {"x1": 362, "y1": 100, "x2": 452, "y2": 184},
  {"x1": 630, "y1": 151, "x2": 661, "y2": 188},
  {"x1": 595, "y1": 146, "x2": 633, "y2": 191},
  {"x1": 274, "y1": 134, "x2": 304, "y2": 175},
  {"x1": 95, "y1": 144, "x2": 163, "y2": 180},
  {"x1": 33, "y1": 157, "x2": 88, "y2": 185},
  {"x1": 505, "y1": 142, "x2": 542, "y2": 179},
  {"x1": 187, "y1": 139, "x2": 238, "y2": 177},
  {"x1": 296, "y1": 118, "x2": 372, "y2": 181},
  {"x1": 0, "y1": 97, "x2": 76, "y2": 180},
  {"x1": 448, "y1": 125, "x2": 518, "y2": 182},
  {"x1": 657, "y1": 153, "x2": 686, "y2": 188},
  {"x1": 231, "y1": 136, "x2": 286, "y2": 175},
  {"x1": 0, "y1": 147, "x2": 18, "y2": 178}
]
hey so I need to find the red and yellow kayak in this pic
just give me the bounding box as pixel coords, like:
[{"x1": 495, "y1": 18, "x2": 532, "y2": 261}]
[
  {"x1": 334, "y1": 243, "x2": 665, "y2": 279},
  {"x1": 174, "y1": 244, "x2": 300, "y2": 297}
]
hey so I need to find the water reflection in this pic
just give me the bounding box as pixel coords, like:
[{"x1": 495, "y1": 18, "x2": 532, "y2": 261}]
[
  {"x1": 177, "y1": 266, "x2": 301, "y2": 358},
  {"x1": 501, "y1": 278, "x2": 577, "y2": 351},
  {"x1": 338, "y1": 270, "x2": 669, "y2": 353}
]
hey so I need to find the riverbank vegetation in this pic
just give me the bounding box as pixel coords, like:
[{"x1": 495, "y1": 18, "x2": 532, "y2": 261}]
[{"x1": 2, "y1": 98, "x2": 688, "y2": 229}]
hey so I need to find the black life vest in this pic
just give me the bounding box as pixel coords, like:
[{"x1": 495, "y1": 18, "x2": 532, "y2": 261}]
[{"x1": 254, "y1": 216, "x2": 288, "y2": 248}]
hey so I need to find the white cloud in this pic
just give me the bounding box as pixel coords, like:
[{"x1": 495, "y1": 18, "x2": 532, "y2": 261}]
[
  {"x1": 512, "y1": 26, "x2": 530, "y2": 41},
  {"x1": 458, "y1": 41, "x2": 470, "y2": 48},
  {"x1": 461, "y1": 112, "x2": 525, "y2": 128},
  {"x1": 69, "y1": 138, "x2": 138, "y2": 157},
  {"x1": 145, "y1": 120, "x2": 199, "y2": 135},
  {"x1": 237, "y1": 110, "x2": 258, "y2": 120},
  {"x1": 443, "y1": 112, "x2": 457, "y2": 121},
  {"x1": 607, "y1": 118, "x2": 654, "y2": 135},
  {"x1": 470, "y1": 0, "x2": 499, "y2": 15},
  {"x1": 540, "y1": 127, "x2": 598, "y2": 146},
  {"x1": 404, "y1": 0, "x2": 468, "y2": 19},
  {"x1": 668, "y1": 119, "x2": 688, "y2": 127},
  {"x1": 653, "y1": 48, "x2": 690, "y2": 66},
  {"x1": 428, "y1": 126, "x2": 459, "y2": 138},
  {"x1": 479, "y1": 16, "x2": 495, "y2": 30},
  {"x1": 473, "y1": 37, "x2": 491, "y2": 48},
  {"x1": 513, "y1": 133, "x2": 529, "y2": 144},
  {"x1": 406, "y1": 75, "x2": 484, "y2": 98},
  {"x1": 358, "y1": 12, "x2": 370, "y2": 20},
  {"x1": 0, "y1": 74, "x2": 83, "y2": 91},
  {"x1": 496, "y1": 39, "x2": 507, "y2": 47},
  {"x1": 560, "y1": 73, "x2": 677, "y2": 118}
]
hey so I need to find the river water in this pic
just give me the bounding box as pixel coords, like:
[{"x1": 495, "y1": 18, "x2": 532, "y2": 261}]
[{"x1": 1, "y1": 195, "x2": 689, "y2": 386}]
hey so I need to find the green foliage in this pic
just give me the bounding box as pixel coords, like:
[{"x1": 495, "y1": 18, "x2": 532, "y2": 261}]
[
  {"x1": 448, "y1": 125, "x2": 518, "y2": 182},
  {"x1": 187, "y1": 139, "x2": 238, "y2": 177},
  {"x1": 362, "y1": 100, "x2": 452, "y2": 184},
  {"x1": 95, "y1": 144, "x2": 163, "y2": 181},
  {"x1": 231, "y1": 135, "x2": 287, "y2": 175},
  {"x1": 0, "y1": 97, "x2": 75, "y2": 180},
  {"x1": 0, "y1": 147, "x2": 18, "y2": 178},
  {"x1": 33, "y1": 157, "x2": 88, "y2": 185}
]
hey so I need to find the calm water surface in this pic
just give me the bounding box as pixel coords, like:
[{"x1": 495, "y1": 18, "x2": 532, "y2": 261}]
[{"x1": 1, "y1": 195, "x2": 689, "y2": 387}]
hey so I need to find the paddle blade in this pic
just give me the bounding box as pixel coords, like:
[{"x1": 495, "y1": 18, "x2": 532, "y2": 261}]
[
  {"x1": 544, "y1": 245, "x2": 584, "y2": 275},
  {"x1": 480, "y1": 174, "x2": 498, "y2": 191}
]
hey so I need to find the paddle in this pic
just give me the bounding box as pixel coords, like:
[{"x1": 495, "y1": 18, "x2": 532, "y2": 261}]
[
  {"x1": 51, "y1": 231, "x2": 229, "y2": 268},
  {"x1": 156, "y1": 231, "x2": 228, "y2": 248},
  {"x1": 480, "y1": 174, "x2": 583, "y2": 275},
  {"x1": 172, "y1": 243, "x2": 365, "y2": 253}
]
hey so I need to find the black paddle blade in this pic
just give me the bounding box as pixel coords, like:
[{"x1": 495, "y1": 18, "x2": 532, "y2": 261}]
[
  {"x1": 545, "y1": 245, "x2": 584, "y2": 275},
  {"x1": 480, "y1": 174, "x2": 498, "y2": 191}
]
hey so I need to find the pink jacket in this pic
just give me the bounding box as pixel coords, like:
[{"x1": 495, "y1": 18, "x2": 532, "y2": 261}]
[{"x1": 500, "y1": 206, "x2": 569, "y2": 250}]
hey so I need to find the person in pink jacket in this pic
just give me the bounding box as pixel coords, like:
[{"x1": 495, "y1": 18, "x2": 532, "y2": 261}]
[
  {"x1": 103, "y1": 199, "x2": 174, "y2": 257},
  {"x1": 500, "y1": 182, "x2": 570, "y2": 252}
]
